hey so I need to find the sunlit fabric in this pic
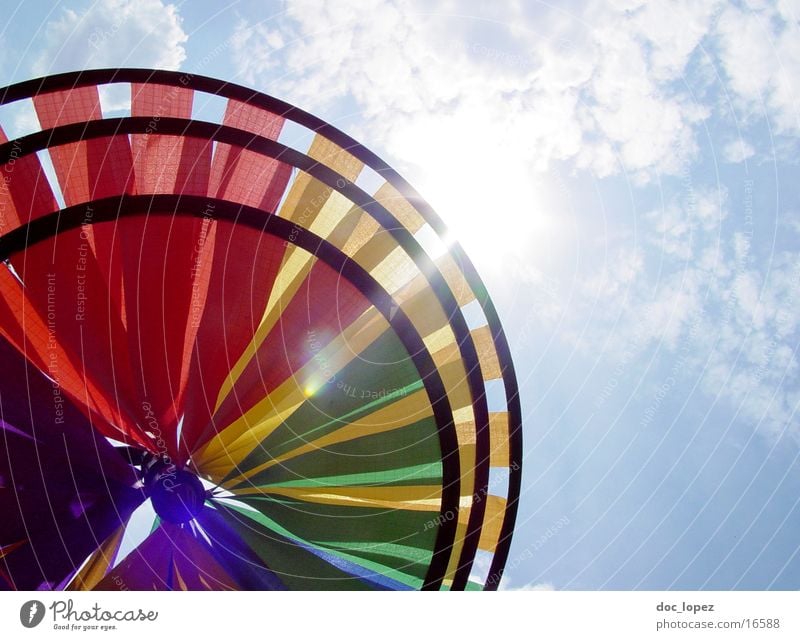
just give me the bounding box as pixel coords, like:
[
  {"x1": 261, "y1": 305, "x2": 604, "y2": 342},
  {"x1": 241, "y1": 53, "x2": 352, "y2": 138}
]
[{"x1": 0, "y1": 70, "x2": 521, "y2": 591}]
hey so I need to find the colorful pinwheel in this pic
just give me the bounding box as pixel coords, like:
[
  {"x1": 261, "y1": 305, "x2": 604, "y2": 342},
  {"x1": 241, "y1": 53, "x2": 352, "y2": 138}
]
[{"x1": 0, "y1": 70, "x2": 521, "y2": 591}]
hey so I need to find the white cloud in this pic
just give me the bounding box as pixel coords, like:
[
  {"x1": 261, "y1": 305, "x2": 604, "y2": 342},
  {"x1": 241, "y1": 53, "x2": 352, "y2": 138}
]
[
  {"x1": 226, "y1": 0, "x2": 728, "y2": 269},
  {"x1": 644, "y1": 186, "x2": 728, "y2": 261},
  {"x1": 226, "y1": 0, "x2": 800, "y2": 441},
  {"x1": 500, "y1": 579, "x2": 555, "y2": 591},
  {"x1": 231, "y1": 19, "x2": 284, "y2": 83},
  {"x1": 231, "y1": 2, "x2": 717, "y2": 177},
  {"x1": 700, "y1": 252, "x2": 800, "y2": 439},
  {"x1": 716, "y1": 2, "x2": 800, "y2": 134},
  {"x1": 32, "y1": 0, "x2": 187, "y2": 76},
  {"x1": 547, "y1": 179, "x2": 800, "y2": 439},
  {"x1": 227, "y1": 0, "x2": 800, "y2": 188},
  {"x1": 723, "y1": 139, "x2": 756, "y2": 163}
]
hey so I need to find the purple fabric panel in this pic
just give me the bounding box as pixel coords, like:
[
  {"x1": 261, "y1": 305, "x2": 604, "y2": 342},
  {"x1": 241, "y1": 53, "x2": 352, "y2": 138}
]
[
  {"x1": 0, "y1": 337, "x2": 143, "y2": 590},
  {"x1": 196, "y1": 508, "x2": 287, "y2": 590},
  {"x1": 0, "y1": 337, "x2": 136, "y2": 484}
]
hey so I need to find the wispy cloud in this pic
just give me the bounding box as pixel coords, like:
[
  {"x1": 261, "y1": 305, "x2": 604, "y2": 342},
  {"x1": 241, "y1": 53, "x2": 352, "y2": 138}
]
[
  {"x1": 723, "y1": 139, "x2": 756, "y2": 164},
  {"x1": 500, "y1": 580, "x2": 556, "y2": 591},
  {"x1": 231, "y1": 0, "x2": 718, "y2": 184},
  {"x1": 228, "y1": 0, "x2": 800, "y2": 440},
  {"x1": 716, "y1": 1, "x2": 800, "y2": 134},
  {"x1": 32, "y1": 0, "x2": 187, "y2": 76}
]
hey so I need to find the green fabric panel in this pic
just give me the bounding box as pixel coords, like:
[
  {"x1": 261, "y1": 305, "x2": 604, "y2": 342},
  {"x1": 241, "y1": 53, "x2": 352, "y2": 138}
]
[
  {"x1": 313, "y1": 540, "x2": 432, "y2": 582},
  {"x1": 257, "y1": 461, "x2": 442, "y2": 489},
  {"x1": 321, "y1": 540, "x2": 430, "y2": 564},
  {"x1": 238, "y1": 417, "x2": 442, "y2": 488},
  {"x1": 226, "y1": 494, "x2": 439, "y2": 552},
  {"x1": 212, "y1": 503, "x2": 376, "y2": 590},
  {"x1": 216, "y1": 501, "x2": 424, "y2": 589},
  {"x1": 226, "y1": 329, "x2": 423, "y2": 482}
]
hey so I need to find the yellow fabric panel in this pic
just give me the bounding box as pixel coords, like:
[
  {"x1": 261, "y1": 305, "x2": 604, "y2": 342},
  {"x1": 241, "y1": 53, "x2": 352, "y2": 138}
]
[
  {"x1": 352, "y1": 229, "x2": 400, "y2": 272},
  {"x1": 446, "y1": 422, "x2": 477, "y2": 585},
  {"x1": 471, "y1": 325, "x2": 503, "y2": 380},
  {"x1": 489, "y1": 412, "x2": 510, "y2": 467},
  {"x1": 280, "y1": 172, "x2": 332, "y2": 225},
  {"x1": 477, "y1": 495, "x2": 507, "y2": 552},
  {"x1": 416, "y1": 319, "x2": 479, "y2": 514},
  {"x1": 232, "y1": 485, "x2": 443, "y2": 511},
  {"x1": 199, "y1": 385, "x2": 308, "y2": 478},
  {"x1": 298, "y1": 304, "x2": 391, "y2": 398},
  {"x1": 437, "y1": 359, "x2": 473, "y2": 413},
  {"x1": 307, "y1": 135, "x2": 364, "y2": 183},
  {"x1": 443, "y1": 496, "x2": 505, "y2": 580},
  {"x1": 227, "y1": 388, "x2": 434, "y2": 488},
  {"x1": 435, "y1": 253, "x2": 477, "y2": 306},
  {"x1": 453, "y1": 410, "x2": 478, "y2": 497},
  {"x1": 212, "y1": 172, "x2": 366, "y2": 410},
  {"x1": 212, "y1": 249, "x2": 316, "y2": 412},
  {"x1": 385, "y1": 263, "x2": 436, "y2": 311},
  {"x1": 458, "y1": 445, "x2": 476, "y2": 498},
  {"x1": 173, "y1": 564, "x2": 189, "y2": 591},
  {"x1": 196, "y1": 305, "x2": 391, "y2": 476},
  {"x1": 401, "y1": 285, "x2": 449, "y2": 338},
  {"x1": 309, "y1": 190, "x2": 358, "y2": 241},
  {"x1": 65, "y1": 524, "x2": 125, "y2": 591},
  {"x1": 370, "y1": 245, "x2": 418, "y2": 294},
  {"x1": 444, "y1": 518, "x2": 470, "y2": 583},
  {"x1": 453, "y1": 409, "x2": 476, "y2": 445},
  {"x1": 325, "y1": 207, "x2": 369, "y2": 254},
  {"x1": 442, "y1": 494, "x2": 476, "y2": 582},
  {"x1": 212, "y1": 169, "x2": 345, "y2": 408},
  {"x1": 424, "y1": 324, "x2": 457, "y2": 357},
  {"x1": 337, "y1": 210, "x2": 379, "y2": 256},
  {"x1": 214, "y1": 172, "x2": 358, "y2": 410},
  {"x1": 373, "y1": 182, "x2": 426, "y2": 233}
]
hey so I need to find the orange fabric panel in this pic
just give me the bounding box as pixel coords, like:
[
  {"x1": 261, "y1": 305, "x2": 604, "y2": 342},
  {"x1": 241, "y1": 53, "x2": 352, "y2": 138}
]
[{"x1": 0, "y1": 265, "x2": 146, "y2": 447}]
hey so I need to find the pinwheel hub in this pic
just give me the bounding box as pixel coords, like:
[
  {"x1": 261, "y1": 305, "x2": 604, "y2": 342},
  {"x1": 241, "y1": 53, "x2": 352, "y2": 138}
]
[{"x1": 145, "y1": 460, "x2": 206, "y2": 524}]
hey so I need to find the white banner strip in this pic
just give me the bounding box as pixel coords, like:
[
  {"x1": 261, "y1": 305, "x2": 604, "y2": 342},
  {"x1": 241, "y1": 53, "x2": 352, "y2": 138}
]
[{"x1": 1, "y1": 591, "x2": 797, "y2": 639}]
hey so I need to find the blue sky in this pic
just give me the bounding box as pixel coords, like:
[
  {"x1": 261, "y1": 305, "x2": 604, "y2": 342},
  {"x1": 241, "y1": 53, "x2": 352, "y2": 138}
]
[{"x1": 1, "y1": 0, "x2": 799, "y2": 590}]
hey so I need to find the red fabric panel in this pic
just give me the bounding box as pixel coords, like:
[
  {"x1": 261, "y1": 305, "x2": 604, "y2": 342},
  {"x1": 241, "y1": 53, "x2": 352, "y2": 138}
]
[
  {"x1": 33, "y1": 87, "x2": 135, "y2": 313},
  {"x1": 2, "y1": 92, "x2": 144, "y2": 444},
  {"x1": 0, "y1": 264, "x2": 148, "y2": 448},
  {"x1": 208, "y1": 99, "x2": 291, "y2": 210},
  {"x1": 179, "y1": 224, "x2": 287, "y2": 458},
  {"x1": 33, "y1": 87, "x2": 136, "y2": 204},
  {"x1": 119, "y1": 209, "x2": 211, "y2": 461},
  {"x1": 0, "y1": 126, "x2": 58, "y2": 233},
  {"x1": 130, "y1": 84, "x2": 212, "y2": 196},
  {"x1": 178, "y1": 100, "x2": 291, "y2": 457},
  {"x1": 107, "y1": 85, "x2": 215, "y2": 460},
  {"x1": 208, "y1": 260, "x2": 372, "y2": 440},
  {"x1": 8, "y1": 226, "x2": 144, "y2": 446}
]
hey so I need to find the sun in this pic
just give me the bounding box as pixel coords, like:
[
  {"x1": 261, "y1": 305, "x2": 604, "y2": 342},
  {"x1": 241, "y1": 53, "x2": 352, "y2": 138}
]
[{"x1": 417, "y1": 163, "x2": 560, "y2": 274}]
